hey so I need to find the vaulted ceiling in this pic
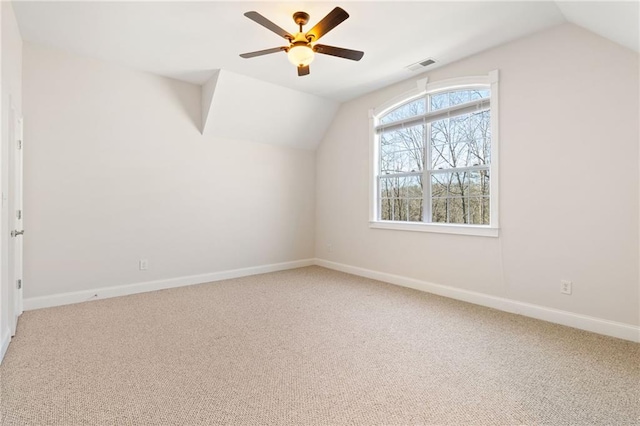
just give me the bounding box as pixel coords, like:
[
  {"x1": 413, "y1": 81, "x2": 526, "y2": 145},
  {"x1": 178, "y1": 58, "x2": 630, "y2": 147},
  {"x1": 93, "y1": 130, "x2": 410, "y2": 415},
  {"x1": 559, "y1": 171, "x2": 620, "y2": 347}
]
[
  {"x1": 15, "y1": 1, "x2": 637, "y2": 104},
  {"x1": 12, "y1": 1, "x2": 638, "y2": 148}
]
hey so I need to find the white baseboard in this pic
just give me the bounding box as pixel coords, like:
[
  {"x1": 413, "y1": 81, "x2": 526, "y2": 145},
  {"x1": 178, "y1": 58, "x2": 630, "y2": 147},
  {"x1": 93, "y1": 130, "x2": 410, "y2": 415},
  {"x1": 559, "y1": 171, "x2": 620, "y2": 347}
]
[
  {"x1": 315, "y1": 258, "x2": 640, "y2": 343},
  {"x1": 0, "y1": 329, "x2": 10, "y2": 365},
  {"x1": 20, "y1": 257, "x2": 640, "y2": 343},
  {"x1": 24, "y1": 259, "x2": 315, "y2": 311}
]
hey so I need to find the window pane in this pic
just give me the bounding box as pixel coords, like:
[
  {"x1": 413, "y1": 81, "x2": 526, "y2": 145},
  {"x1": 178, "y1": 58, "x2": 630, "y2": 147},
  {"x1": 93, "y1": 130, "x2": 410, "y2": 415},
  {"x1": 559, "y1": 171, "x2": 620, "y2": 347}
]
[
  {"x1": 431, "y1": 141, "x2": 472, "y2": 169},
  {"x1": 432, "y1": 197, "x2": 447, "y2": 223},
  {"x1": 383, "y1": 198, "x2": 408, "y2": 221},
  {"x1": 482, "y1": 197, "x2": 490, "y2": 224},
  {"x1": 469, "y1": 197, "x2": 490, "y2": 225},
  {"x1": 380, "y1": 175, "x2": 423, "y2": 199},
  {"x1": 431, "y1": 171, "x2": 469, "y2": 197},
  {"x1": 406, "y1": 175, "x2": 423, "y2": 198},
  {"x1": 380, "y1": 176, "x2": 394, "y2": 199},
  {"x1": 447, "y1": 197, "x2": 467, "y2": 224},
  {"x1": 469, "y1": 169, "x2": 490, "y2": 197},
  {"x1": 379, "y1": 98, "x2": 426, "y2": 124},
  {"x1": 393, "y1": 199, "x2": 406, "y2": 221},
  {"x1": 431, "y1": 173, "x2": 447, "y2": 198},
  {"x1": 431, "y1": 171, "x2": 490, "y2": 225},
  {"x1": 408, "y1": 198, "x2": 423, "y2": 222},
  {"x1": 430, "y1": 111, "x2": 491, "y2": 169},
  {"x1": 380, "y1": 125, "x2": 424, "y2": 173},
  {"x1": 447, "y1": 172, "x2": 469, "y2": 197},
  {"x1": 379, "y1": 175, "x2": 423, "y2": 222},
  {"x1": 467, "y1": 110, "x2": 491, "y2": 165},
  {"x1": 430, "y1": 89, "x2": 490, "y2": 112},
  {"x1": 381, "y1": 149, "x2": 421, "y2": 174},
  {"x1": 432, "y1": 196, "x2": 491, "y2": 225},
  {"x1": 380, "y1": 198, "x2": 392, "y2": 221},
  {"x1": 382, "y1": 198, "x2": 400, "y2": 221}
]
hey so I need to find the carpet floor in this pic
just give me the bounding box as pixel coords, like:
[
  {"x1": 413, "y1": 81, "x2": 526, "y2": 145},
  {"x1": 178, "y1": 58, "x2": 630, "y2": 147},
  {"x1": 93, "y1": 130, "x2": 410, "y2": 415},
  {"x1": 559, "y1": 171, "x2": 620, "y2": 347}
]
[{"x1": 1, "y1": 266, "x2": 638, "y2": 425}]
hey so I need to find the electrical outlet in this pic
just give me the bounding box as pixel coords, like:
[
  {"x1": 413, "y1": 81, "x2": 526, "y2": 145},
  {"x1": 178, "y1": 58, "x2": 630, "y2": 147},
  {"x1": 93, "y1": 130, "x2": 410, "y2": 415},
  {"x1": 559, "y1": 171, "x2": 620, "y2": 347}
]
[
  {"x1": 327, "y1": 243, "x2": 333, "y2": 253},
  {"x1": 139, "y1": 259, "x2": 149, "y2": 271},
  {"x1": 560, "y1": 280, "x2": 572, "y2": 295}
]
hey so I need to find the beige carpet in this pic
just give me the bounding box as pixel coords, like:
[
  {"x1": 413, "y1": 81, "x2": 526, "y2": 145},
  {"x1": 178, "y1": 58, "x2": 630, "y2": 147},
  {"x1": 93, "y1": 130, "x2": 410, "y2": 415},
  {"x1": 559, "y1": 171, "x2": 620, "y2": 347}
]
[{"x1": 1, "y1": 266, "x2": 639, "y2": 425}]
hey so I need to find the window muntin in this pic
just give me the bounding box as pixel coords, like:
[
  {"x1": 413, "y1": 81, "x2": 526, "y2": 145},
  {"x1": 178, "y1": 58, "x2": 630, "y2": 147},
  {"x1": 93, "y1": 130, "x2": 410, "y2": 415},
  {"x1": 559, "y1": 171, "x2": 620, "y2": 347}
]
[{"x1": 375, "y1": 84, "x2": 493, "y2": 227}]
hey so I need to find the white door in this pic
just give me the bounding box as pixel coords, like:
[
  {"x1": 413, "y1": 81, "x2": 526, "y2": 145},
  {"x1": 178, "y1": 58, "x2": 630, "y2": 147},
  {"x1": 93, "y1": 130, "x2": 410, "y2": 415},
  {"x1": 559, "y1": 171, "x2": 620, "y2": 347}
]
[{"x1": 8, "y1": 107, "x2": 24, "y2": 336}]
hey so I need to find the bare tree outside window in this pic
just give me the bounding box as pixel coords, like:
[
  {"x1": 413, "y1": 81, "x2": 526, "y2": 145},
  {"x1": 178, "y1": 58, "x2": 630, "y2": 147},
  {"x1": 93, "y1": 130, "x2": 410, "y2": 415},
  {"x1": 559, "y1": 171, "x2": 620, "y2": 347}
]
[{"x1": 377, "y1": 88, "x2": 491, "y2": 225}]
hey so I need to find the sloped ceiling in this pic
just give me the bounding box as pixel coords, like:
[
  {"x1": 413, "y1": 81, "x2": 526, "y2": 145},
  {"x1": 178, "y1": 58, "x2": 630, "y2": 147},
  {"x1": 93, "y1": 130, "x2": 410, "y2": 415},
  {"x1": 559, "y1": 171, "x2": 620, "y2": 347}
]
[
  {"x1": 13, "y1": 1, "x2": 568, "y2": 102},
  {"x1": 556, "y1": 1, "x2": 639, "y2": 52},
  {"x1": 11, "y1": 1, "x2": 638, "y2": 149},
  {"x1": 202, "y1": 69, "x2": 339, "y2": 149}
]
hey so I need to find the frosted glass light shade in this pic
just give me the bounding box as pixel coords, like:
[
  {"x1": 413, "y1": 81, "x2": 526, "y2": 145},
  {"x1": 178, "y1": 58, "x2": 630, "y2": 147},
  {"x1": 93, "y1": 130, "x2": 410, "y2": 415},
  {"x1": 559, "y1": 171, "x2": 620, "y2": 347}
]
[{"x1": 288, "y1": 45, "x2": 314, "y2": 67}]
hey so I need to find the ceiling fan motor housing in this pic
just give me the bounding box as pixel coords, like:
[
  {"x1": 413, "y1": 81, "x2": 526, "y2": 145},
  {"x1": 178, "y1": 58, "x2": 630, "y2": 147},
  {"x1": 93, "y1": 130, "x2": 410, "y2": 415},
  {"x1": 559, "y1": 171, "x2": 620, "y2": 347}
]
[
  {"x1": 292, "y1": 32, "x2": 311, "y2": 45},
  {"x1": 293, "y1": 11, "x2": 310, "y2": 26}
]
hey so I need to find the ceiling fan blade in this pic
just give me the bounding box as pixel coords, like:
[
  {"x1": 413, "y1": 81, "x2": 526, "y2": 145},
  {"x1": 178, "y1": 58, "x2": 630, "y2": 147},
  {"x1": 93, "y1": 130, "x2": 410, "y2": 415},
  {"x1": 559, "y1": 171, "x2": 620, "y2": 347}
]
[
  {"x1": 244, "y1": 11, "x2": 293, "y2": 40},
  {"x1": 313, "y1": 44, "x2": 364, "y2": 61},
  {"x1": 298, "y1": 65, "x2": 310, "y2": 76},
  {"x1": 306, "y1": 7, "x2": 349, "y2": 41},
  {"x1": 240, "y1": 47, "x2": 286, "y2": 59}
]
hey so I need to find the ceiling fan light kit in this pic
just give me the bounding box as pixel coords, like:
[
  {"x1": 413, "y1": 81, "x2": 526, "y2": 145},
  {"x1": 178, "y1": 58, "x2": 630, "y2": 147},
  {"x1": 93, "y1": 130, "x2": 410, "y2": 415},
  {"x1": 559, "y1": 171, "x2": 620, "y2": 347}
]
[
  {"x1": 288, "y1": 45, "x2": 314, "y2": 67},
  {"x1": 240, "y1": 7, "x2": 364, "y2": 77}
]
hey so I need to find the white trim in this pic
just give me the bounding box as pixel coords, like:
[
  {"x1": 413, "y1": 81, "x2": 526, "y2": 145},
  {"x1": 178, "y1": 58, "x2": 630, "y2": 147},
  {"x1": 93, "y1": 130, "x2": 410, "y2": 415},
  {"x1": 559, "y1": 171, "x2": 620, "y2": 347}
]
[
  {"x1": 427, "y1": 75, "x2": 493, "y2": 93},
  {"x1": 369, "y1": 109, "x2": 377, "y2": 222},
  {"x1": 488, "y1": 69, "x2": 499, "y2": 84},
  {"x1": 416, "y1": 77, "x2": 429, "y2": 92},
  {"x1": 370, "y1": 220, "x2": 499, "y2": 237},
  {"x1": 488, "y1": 71, "x2": 500, "y2": 228},
  {"x1": 0, "y1": 329, "x2": 10, "y2": 365},
  {"x1": 23, "y1": 259, "x2": 315, "y2": 311},
  {"x1": 314, "y1": 259, "x2": 640, "y2": 343}
]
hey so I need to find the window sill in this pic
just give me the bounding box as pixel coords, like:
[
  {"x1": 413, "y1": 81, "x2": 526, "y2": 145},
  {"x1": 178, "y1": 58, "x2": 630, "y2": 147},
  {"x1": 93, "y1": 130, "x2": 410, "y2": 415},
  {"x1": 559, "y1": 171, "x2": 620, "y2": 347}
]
[{"x1": 369, "y1": 221, "x2": 499, "y2": 237}]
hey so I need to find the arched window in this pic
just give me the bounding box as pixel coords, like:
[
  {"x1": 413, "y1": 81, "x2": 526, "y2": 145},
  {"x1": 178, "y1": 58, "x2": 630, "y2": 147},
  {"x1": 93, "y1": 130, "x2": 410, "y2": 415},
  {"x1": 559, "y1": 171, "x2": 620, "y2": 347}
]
[{"x1": 370, "y1": 72, "x2": 499, "y2": 236}]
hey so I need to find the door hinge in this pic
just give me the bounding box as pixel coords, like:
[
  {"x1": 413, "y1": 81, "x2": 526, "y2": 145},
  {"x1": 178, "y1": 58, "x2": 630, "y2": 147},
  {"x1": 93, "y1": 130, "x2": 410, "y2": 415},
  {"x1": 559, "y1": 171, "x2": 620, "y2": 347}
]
[
  {"x1": 17, "y1": 140, "x2": 22, "y2": 150},
  {"x1": 16, "y1": 210, "x2": 21, "y2": 220},
  {"x1": 16, "y1": 279, "x2": 22, "y2": 289}
]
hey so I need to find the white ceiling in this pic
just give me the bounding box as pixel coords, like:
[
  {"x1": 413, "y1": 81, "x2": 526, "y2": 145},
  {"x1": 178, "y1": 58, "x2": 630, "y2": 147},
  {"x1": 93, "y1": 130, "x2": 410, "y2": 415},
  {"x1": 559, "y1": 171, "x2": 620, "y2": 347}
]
[
  {"x1": 556, "y1": 1, "x2": 639, "y2": 52},
  {"x1": 11, "y1": 1, "x2": 639, "y2": 103},
  {"x1": 203, "y1": 69, "x2": 339, "y2": 149}
]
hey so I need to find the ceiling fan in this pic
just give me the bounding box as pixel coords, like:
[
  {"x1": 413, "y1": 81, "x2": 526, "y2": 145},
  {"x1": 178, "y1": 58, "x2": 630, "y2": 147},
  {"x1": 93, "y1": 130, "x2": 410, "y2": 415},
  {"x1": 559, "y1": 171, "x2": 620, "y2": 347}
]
[{"x1": 240, "y1": 7, "x2": 364, "y2": 76}]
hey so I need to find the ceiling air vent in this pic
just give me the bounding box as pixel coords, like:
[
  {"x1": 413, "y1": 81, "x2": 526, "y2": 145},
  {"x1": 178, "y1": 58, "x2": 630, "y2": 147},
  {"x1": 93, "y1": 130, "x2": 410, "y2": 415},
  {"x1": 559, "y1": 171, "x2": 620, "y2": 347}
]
[{"x1": 406, "y1": 58, "x2": 436, "y2": 72}]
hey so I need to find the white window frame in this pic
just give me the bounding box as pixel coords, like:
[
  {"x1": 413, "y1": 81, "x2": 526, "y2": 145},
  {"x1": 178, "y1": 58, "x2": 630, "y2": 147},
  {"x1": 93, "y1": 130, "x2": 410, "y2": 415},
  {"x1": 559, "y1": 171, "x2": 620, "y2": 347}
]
[{"x1": 369, "y1": 70, "x2": 500, "y2": 237}]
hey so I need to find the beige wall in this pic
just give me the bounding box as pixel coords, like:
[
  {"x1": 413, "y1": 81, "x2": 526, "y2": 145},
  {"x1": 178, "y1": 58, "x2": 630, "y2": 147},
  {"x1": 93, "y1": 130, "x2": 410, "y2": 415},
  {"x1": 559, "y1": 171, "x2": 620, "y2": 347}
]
[
  {"x1": 316, "y1": 23, "x2": 640, "y2": 325},
  {"x1": 23, "y1": 42, "x2": 316, "y2": 299},
  {"x1": 18, "y1": 22, "x2": 640, "y2": 330}
]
